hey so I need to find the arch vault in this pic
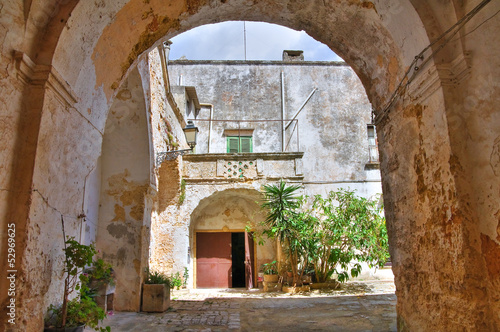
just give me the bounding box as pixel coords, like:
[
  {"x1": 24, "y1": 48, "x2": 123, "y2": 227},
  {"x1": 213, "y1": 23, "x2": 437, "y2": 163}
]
[{"x1": 0, "y1": 1, "x2": 499, "y2": 331}]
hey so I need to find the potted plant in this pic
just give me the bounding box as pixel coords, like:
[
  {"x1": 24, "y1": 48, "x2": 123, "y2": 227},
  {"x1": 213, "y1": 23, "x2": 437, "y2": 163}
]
[
  {"x1": 44, "y1": 236, "x2": 110, "y2": 332},
  {"x1": 83, "y1": 258, "x2": 116, "y2": 312},
  {"x1": 142, "y1": 268, "x2": 170, "y2": 312},
  {"x1": 261, "y1": 261, "x2": 279, "y2": 283}
]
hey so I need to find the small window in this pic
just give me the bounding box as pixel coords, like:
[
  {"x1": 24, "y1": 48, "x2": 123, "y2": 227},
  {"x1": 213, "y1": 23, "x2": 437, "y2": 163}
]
[
  {"x1": 227, "y1": 136, "x2": 253, "y2": 153},
  {"x1": 367, "y1": 125, "x2": 379, "y2": 163}
]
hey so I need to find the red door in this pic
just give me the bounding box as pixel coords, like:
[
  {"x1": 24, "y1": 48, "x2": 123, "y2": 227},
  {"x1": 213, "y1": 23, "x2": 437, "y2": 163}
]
[{"x1": 196, "y1": 232, "x2": 232, "y2": 288}]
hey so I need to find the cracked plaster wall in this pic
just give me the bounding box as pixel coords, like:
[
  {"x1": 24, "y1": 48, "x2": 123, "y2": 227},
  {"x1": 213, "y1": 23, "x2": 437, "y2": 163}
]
[
  {"x1": 0, "y1": 0, "x2": 499, "y2": 331},
  {"x1": 151, "y1": 183, "x2": 274, "y2": 289},
  {"x1": 97, "y1": 67, "x2": 151, "y2": 311},
  {"x1": 167, "y1": 60, "x2": 382, "y2": 199}
]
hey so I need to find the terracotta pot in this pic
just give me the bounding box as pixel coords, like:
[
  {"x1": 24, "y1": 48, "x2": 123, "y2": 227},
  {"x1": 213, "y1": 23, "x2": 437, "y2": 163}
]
[{"x1": 263, "y1": 274, "x2": 279, "y2": 283}]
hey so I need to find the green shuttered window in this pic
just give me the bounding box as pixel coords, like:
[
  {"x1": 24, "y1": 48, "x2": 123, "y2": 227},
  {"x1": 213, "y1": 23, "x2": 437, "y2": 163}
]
[{"x1": 227, "y1": 136, "x2": 253, "y2": 153}]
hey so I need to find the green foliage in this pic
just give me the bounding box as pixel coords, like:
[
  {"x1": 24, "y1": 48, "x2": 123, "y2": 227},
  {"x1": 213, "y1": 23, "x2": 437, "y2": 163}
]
[
  {"x1": 178, "y1": 179, "x2": 186, "y2": 205},
  {"x1": 83, "y1": 258, "x2": 115, "y2": 288},
  {"x1": 144, "y1": 268, "x2": 171, "y2": 286},
  {"x1": 260, "y1": 182, "x2": 389, "y2": 284},
  {"x1": 64, "y1": 237, "x2": 96, "y2": 281},
  {"x1": 183, "y1": 267, "x2": 189, "y2": 287},
  {"x1": 261, "y1": 179, "x2": 301, "y2": 243},
  {"x1": 260, "y1": 180, "x2": 304, "y2": 283},
  {"x1": 171, "y1": 272, "x2": 182, "y2": 289},
  {"x1": 45, "y1": 237, "x2": 110, "y2": 331},
  {"x1": 46, "y1": 297, "x2": 110, "y2": 332},
  {"x1": 261, "y1": 260, "x2": 278, "y2": 275},
  {"x1": 308, "y1": 189, "x2": 389, "y2": 282}
]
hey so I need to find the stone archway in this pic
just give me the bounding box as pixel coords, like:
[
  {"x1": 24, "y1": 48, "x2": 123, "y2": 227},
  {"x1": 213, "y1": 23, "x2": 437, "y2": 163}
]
[
  {"x1": 188, "y1": 188, "x2": 271, "y2": 289},
  {"x1": 96, "y1": 66, "x2": 154, "y2": 311},
  {"x1": 1, "y1": 1, "x2": 499, "y2": 331}
]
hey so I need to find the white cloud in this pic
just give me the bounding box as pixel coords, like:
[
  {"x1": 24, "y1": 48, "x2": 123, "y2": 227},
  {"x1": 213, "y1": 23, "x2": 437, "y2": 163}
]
[{"x1": 169, "y1": 21, "x2": 342, "y2": 62}]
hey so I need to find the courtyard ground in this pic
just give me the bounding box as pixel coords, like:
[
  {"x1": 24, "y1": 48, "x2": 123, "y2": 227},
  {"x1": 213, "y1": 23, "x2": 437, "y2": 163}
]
[{"x1": 92, "y1": 268, "x2": 396, "y2": 331}]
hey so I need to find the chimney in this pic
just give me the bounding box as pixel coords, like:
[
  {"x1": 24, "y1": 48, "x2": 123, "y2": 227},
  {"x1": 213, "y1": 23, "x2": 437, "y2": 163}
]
[
  {"x1": 163, "y1": 40, "x2": 173, "y2": 61},
  {"x1": 282, "y1": 50, "x2": 304, "y2": 61}
]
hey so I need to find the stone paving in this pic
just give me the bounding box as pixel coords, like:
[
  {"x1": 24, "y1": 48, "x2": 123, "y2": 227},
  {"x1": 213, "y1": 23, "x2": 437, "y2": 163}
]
[{"x1": 91, "y1": 279, "x2": 397, "y2": 332}]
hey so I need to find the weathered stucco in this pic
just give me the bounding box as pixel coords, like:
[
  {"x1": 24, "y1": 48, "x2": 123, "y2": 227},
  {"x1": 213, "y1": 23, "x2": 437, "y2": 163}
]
[
  {"x1": 151, "y1": 59, "x2": 382, "y2": 288},
  {"x1": 97, "y1": 67, "x2": 151, "y2": 311},
  {"x1": 1, "y1": 0, "x2": 499, "y2": 331},
  {"x1": 167, "y1": 59, "x2": 381, "y2": 196}
]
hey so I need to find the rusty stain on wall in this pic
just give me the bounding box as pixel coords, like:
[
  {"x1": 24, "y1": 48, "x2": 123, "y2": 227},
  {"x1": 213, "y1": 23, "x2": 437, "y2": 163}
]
[
  {"x1": 106, "y1": 169, "x2": 149, "y2": 222},
  {"x1": 481, "y1": 233, "x2": 500, "y2": 281},
  {"x1": 490, "y1": 136, "x2": 500, "y2": 176},
  {"x1": 112, "y1": 204, "x2": 126, "y2": 222},
  {"x1": 157, "y1": 159, "x2": 181, "y2": 212}
]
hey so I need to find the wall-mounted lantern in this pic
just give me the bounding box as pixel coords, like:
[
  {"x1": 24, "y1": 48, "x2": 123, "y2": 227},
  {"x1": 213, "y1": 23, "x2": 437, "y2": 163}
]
[
  {"x1": 183, "y1": 120, "x2": 199, "y2": 149},
  {"x1": 156, "y1": 120, "x2": 199, "y2": 164}
]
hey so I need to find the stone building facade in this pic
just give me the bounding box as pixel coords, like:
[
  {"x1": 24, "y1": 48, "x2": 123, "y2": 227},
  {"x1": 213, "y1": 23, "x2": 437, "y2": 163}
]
[
  {"x1": 149, "y1": 52, "x2": 383, "y2": 288},
  {"x1": 1, "y1": 1, "x2": 499, "y2": 331}
]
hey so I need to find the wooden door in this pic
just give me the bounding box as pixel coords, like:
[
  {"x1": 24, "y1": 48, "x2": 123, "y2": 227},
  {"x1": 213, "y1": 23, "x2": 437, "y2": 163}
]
[
  {"x1": 244, "y1": 231, "x2": 255, "y2": 289},
  {"x1": 196, "y1": 232, "x2": 232, "y2": 288}
]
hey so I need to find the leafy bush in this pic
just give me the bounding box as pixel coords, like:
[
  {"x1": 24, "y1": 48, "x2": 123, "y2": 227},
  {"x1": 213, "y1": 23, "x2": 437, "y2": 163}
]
[
  {"x1": 45, "y1": 236, "x2": 110, "y2": 331},
  {"x1": 46, "y1": 297, "x2": 110, "y2": 332},
  {"x1": 307, "y1": 189, "x2": 389, "y2": 282},
  {"x1": 171, "y1": 272, "x2": 182, "y2": 289},
  {"x1": 261, "y1": 261, "x2": 278, "y2": 275},
  {"x1": 260, "y1": 182, "x2": 389, "y2": 284},
  {"x1": 144, "y1": 268, "x2": 170, "y2": 286}
]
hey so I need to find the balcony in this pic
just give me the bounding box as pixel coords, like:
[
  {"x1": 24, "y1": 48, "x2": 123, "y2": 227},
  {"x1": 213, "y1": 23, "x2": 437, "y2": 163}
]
[{"x1": 182, "y1": 152, "x2": 304, "y2": 184}]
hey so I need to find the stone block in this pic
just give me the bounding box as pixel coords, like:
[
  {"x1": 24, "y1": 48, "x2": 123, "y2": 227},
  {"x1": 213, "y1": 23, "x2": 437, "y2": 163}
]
[{"x1": 142, "y1": 284, "x2": 170, "y2": 312}]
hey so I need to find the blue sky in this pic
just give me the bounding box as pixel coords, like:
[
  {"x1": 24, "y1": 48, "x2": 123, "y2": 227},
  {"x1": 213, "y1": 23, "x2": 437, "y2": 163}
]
[{"x1": 169, "y1": 21, "x2": 342, "y2": 62}]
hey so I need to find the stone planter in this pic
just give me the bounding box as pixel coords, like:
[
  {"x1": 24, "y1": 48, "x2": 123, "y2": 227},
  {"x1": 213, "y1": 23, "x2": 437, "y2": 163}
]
[
  {"x1": 263, "y1": 274, "x2": 279, "y2": 283},
  {"x1": 263, "y1": 281, "x2": 282, "y2": 292},
  {"x1": 142, "y1": 284, "x2": 170, "y2": 312}
]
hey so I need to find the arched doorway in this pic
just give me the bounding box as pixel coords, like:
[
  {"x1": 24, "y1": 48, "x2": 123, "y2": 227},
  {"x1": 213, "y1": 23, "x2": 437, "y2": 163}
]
[{"x1": 189, "y1": 189, "x2": 270, "y2": 289}]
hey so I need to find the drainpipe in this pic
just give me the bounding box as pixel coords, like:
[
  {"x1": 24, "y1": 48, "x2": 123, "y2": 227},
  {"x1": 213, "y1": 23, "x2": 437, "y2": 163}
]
[
  {"x1": 200, "y1": 103, "x2": 214, "y2": 153},
  {"x1": 281, "y1": 71, "x2": 286, "y2": 152},
  {"x1": 285, "y1": 88, "x2": 317, "y2": 129}
]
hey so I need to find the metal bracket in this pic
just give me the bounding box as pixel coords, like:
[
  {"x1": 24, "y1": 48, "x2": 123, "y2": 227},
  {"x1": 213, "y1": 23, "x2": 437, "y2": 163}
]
[{"x1": 156, "y1": 148, "x2": 192, "y2": 164}]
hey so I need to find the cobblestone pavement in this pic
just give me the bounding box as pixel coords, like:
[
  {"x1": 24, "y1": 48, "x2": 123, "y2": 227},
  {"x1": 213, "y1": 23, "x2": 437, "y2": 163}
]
[{"x1": 93, "y1": 279, "x2": 396, "y2": 332}]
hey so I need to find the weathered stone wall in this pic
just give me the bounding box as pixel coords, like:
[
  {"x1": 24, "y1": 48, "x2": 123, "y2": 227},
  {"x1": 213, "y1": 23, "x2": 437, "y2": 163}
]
[
  {"x1": 151, "y1": 182, "x2": 275, "y2": 288},
  {"x1": 1, "y1": 0, "x2": 499, "y2": 331},
  {"x1": 151, "y1": 152, "x2": 302, "y2": 287},
  {"x1": 167, "y1": 60, "x2": 382, "y2": 199},
  {"x1": 97, "y1": 67, "x2": 151, "y2": 311}
]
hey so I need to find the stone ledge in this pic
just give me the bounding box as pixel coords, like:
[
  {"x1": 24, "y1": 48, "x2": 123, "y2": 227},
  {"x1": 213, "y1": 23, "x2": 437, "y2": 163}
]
[
  {"x1": 183, "y1": 176, "x2": 304, "y2": 184},
  {"x1": 183, "y1": 152, "x2": 304, "y2": 162},
  {"x1": 169, "y1": 60, "x2": 349, "y2": 67}
]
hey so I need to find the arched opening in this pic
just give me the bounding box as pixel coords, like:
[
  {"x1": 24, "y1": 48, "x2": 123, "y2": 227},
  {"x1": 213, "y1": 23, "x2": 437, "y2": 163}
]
[
  {"x1": 2, "y1": 1, "x2": 499, "y2": 331},
  {"x1": 188, "y1": 189, "x2": 269, "y2": 289},
  {"x1": 96, "y1": 66, "x2": 154, "y2": 310}
]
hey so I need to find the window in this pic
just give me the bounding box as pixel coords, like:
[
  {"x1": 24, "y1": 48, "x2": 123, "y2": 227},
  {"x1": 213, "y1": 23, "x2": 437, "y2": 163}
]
[
  {"x1": 367, "y1": 125, "x2": 379, "y2": 163},
  {"x1": 227, "y1": 136, "x2": 253, "y2": 153}
]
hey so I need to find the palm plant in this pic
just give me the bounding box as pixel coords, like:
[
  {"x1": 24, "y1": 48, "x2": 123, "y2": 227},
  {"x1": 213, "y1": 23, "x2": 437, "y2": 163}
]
[{"x1": 261, "y1": 180, "x2": 303, "y2": 285}]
